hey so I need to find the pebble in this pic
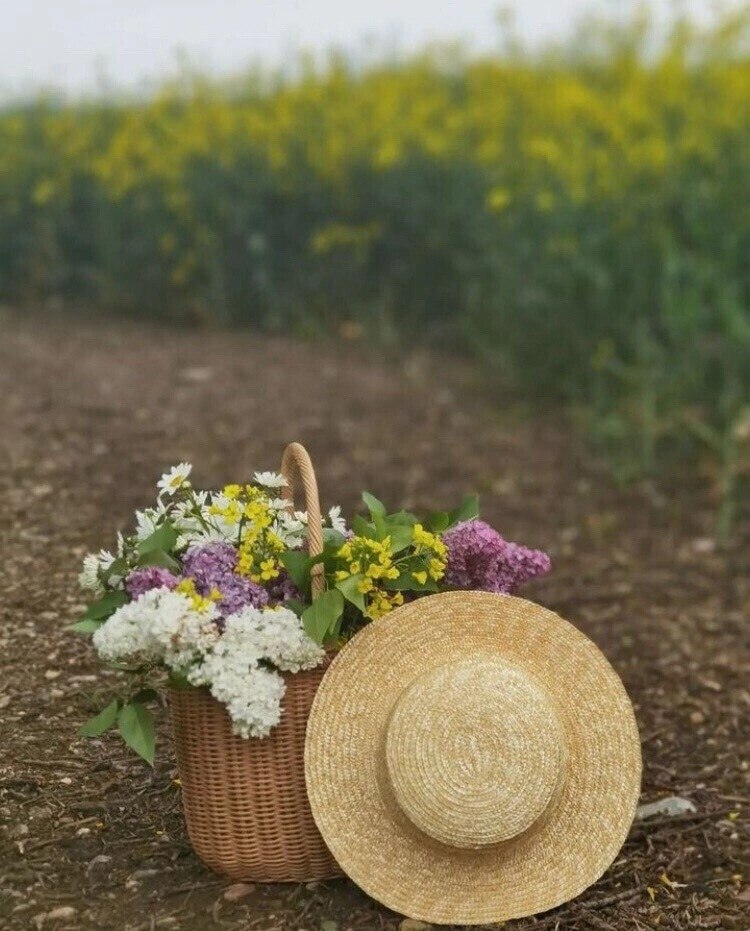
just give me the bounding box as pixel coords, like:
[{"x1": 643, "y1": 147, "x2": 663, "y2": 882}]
[
  {"x1": 635, "y1": 796, "x2": 697, "y2": 820},
  {"x1": 223, "y1": 882, "x2": 256, "y2": 901},
  {"x1": 35, "y1": 906, "x2": 77, "y2": 926}
]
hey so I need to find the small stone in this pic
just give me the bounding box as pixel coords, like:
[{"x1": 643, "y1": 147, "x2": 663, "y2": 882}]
[
  {"x1": 44, "y1": 670, "x2": 60, "y2": 680},
  {"x1": 635, "y1": 796, "x2": 697, "y2": 820},
  {"x1": 223, "y1": 882, "x2": 256, "y2": 902},
  {"x1": 36, "y1": 906, "x2": 77, "y2": 926},
  {"x1": 690, "y1": 710, "x2": 705, "y2": 724},
  {"x1": 86, "y1": 854, "x2": 112, "y2": 878},
  {"x1": 400, "y1": 921, "x2": 433, "y2": 931}
]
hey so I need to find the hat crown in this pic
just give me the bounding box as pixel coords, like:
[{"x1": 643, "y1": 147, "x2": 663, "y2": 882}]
[{"x1": 385, "y1": 656, "x2": 565, "y2": 848}]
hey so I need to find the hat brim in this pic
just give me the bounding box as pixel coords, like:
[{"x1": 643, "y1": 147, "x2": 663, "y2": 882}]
[{"x1": 305, "y1": 592, "x2": 641, "y2": 926}]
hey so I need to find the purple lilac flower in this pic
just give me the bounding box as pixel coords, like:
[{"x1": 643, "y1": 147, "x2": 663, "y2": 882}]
[
  {"x1": 181, "y1": 541, "x2": 268, "y2": 616},
  {"x1": 181, "y1": 541, "x2": 238, "y2": 589},
  {"x1": 125, "y1": 566, "x2": 178, "y2": 599},
  {"x1": 443, "y1": 520, "x2": 551, "y2": 594},
  {"x1": 213, "y1": 573, "x2": 269, "y2": 615}
]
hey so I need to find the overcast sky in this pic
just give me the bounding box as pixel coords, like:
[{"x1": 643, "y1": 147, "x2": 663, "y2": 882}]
[{"x1": 2, "y1": 0, "x2": 734, "y2": 96}]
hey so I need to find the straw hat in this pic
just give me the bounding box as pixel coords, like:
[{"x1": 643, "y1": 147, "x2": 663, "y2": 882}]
[{"x1": 305, "y1": 591, "x2": 641, "y2": 925}]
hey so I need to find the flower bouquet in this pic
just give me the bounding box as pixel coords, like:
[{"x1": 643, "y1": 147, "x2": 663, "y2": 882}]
[{"x1": 74, "y1": 443, "x2": 550, "y2": 880}]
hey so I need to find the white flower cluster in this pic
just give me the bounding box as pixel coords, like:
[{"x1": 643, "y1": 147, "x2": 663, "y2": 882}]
[
  {"x1": 92, "y1": 588, "x2": 219, "y2": 668},
  {"x1": 189, "y1": 606, "x2": 325, "y2": 737},
  {"x1": 92, "y1": 592, "x2": 324, "y2": 738}
]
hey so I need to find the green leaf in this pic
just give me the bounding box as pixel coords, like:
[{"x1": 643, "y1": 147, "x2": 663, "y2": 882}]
[
  {"x1": 137, "y1": 548, "x2": 180, "y2": 572},
  {"x1": 362, "y1": 491, "x2": 386, "y2": 518},
  {"x1": 352, "y1": 515, "x2": 377, "y2": 539},
  {"x1": 73, "y1": 590, "x2": 128, "y2": 629},
  {"x1": 322, "y1": 528, "x2": 346, "y2": 550},
  {"x1": 388, "y1": 510, "x2": 418, "y2": 526},
  {"x1": 69, "y1": 618, "x2": 104, "y2": 634},
  {"x1": 449, "y1": 494, "x2": 480, "y2": 527},
  {"x1": 384, "y1": 571, "x2": 438, "y2": 593},
  {"x1": 131, "y1": 688, "x2": 158, "y2": 704},
  {"x1": 382, "y1": 521, "x2": 414, "y2": 553},
  {"x1": 118, "y1": 702, "x2": 156, "y2": 765},
  {"x1": 137, "y1": 522, "x2": 178, "y2": 556},
  {"x1": 101, "y1": 557, "x2": 128, "y2": 584},
  {"x1": 371, "y1": 510, "x2": 386, "y2": 540},
  {"x1": 281, "y1": 550, "x2": 314, "y2": 591},
  {"x1": 167, "y1": 671, "x2": 192, "y2": 690},
  {"x1": 301, "y1": 590, "x2": 344, "y2": 645},
  {"x1": 426, "y1": 511, "x2": 450, "y2": 533},
  {"x1": 336, "y1": 574, "x2": 366, "y2": 612},
  {"x1": 79, "y1": 699, "x2": 119, "y2": 737},
  {"x1": 283, "y1": 598, "x2": 305, "y2": 618}
]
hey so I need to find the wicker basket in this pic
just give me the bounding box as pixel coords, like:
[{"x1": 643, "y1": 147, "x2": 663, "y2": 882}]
[{"x1": 170, "y1": 443, "x2": 341, "y2": 882}]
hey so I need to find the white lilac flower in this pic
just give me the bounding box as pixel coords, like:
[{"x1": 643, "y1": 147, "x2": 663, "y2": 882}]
[
  {"x1": 194, "y1": 612, "x2": 282, "y2": 737},
  {"x1": 157, "y1": 462, "x2": 193, "y2": 497},
  {"x1": 253, "y1": 471, "x2": 288, "y2": 489},
  {"x1": 188, "y1": 606, "x2": 324, "y2": 737},
  {"x1": 92, "y1": 589, "x2": 165, "y2": 666},
  {"x1": 327, "y1": 505, "x2": 347, "y2": 535},
  {"x1": 92, "y1": 588, "x2": 218, "y2": 672},
  {"x1": 150, "y1": 592, "x2": 220, "y2": 674},
  {"x1": 227, "y1": 605, "x2": 325, "y2": 673}
]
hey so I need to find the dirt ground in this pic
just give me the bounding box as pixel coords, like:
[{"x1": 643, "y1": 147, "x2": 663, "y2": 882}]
[{"x1": 1, "y1": 309, "x2": 748, "y2": 931}]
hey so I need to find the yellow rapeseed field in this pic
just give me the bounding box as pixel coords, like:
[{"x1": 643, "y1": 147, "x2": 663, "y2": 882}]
[{"x1": 1, "y1": 10, "x2": 748, "y2": 531}]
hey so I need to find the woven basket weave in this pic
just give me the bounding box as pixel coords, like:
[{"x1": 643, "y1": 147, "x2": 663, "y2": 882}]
[{"x1": 170, "y1": 443, "x2": 341, "y2": 882}]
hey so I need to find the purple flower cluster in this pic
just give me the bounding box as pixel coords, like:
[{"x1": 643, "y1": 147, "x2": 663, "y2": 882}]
[
  {"x1": 181, "y1": 542, "x2": 268, "y2": 615},
  {"x1": 443, "y1": 520, "x2": 551, "y2": 595},
  {"x1": 125, "y1": 566, "x2": 178, "y2": 599},
  {"x1": 124, "y1": 541, "x2": 269, "y2": 619}
]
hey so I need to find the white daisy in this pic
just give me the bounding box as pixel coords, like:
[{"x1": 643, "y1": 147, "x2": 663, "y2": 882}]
[
  {"x1": 268, "y1": 497, "x2": 293, "y2": 513},
  {"x1": 78, "y1": 553, "x2": 104, "y2": 595},
  {"x1": 157, "y1": 462, "x2": 192, "y2": 497},
  {"x1": 135, "y1": 509, "x2": 159, "y2": 541},
  {"x1": 253, "y1": 471, "x2": 288, "y2": 489},
  {"x1": 327, "y1": 505, "x2": 347, "y2": 534}
]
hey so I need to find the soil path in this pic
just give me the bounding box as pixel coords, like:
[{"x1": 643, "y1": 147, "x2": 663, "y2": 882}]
[{"x1": 1, "y1": 311, "x2": 747, "y2": 930}]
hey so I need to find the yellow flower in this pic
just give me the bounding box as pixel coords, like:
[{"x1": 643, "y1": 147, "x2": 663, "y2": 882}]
[
  {"x1": 259, "y1": 558, "x2": 279, "y2": 581},
  {"x1": 222, "y1": 484, "x2": 241, "y2": 500},
  {"x1": 175, "y1": 578, "x2": 215, "y2": 612},
  {"x1": 357, "y1": 577, "x2": 374, "y2": 594},
  {"x1": 335, "y1": 569, "x2": 350, "y2": 581},
  {"x1": 412, "y1": 570, "x2": 428, "y2": 585},
  {"x1": 428, "y1": 558, "x2": 446, "y2": 581}
]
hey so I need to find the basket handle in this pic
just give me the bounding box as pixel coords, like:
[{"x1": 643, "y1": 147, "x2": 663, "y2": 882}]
[{"x1": 280, "y1": 442, "x2": 325, "y2": 598}]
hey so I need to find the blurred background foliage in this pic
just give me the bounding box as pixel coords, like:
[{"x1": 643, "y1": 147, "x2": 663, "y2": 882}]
[{"x1": 1, "y1": 8, "x2": 749, "y2": 537}]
